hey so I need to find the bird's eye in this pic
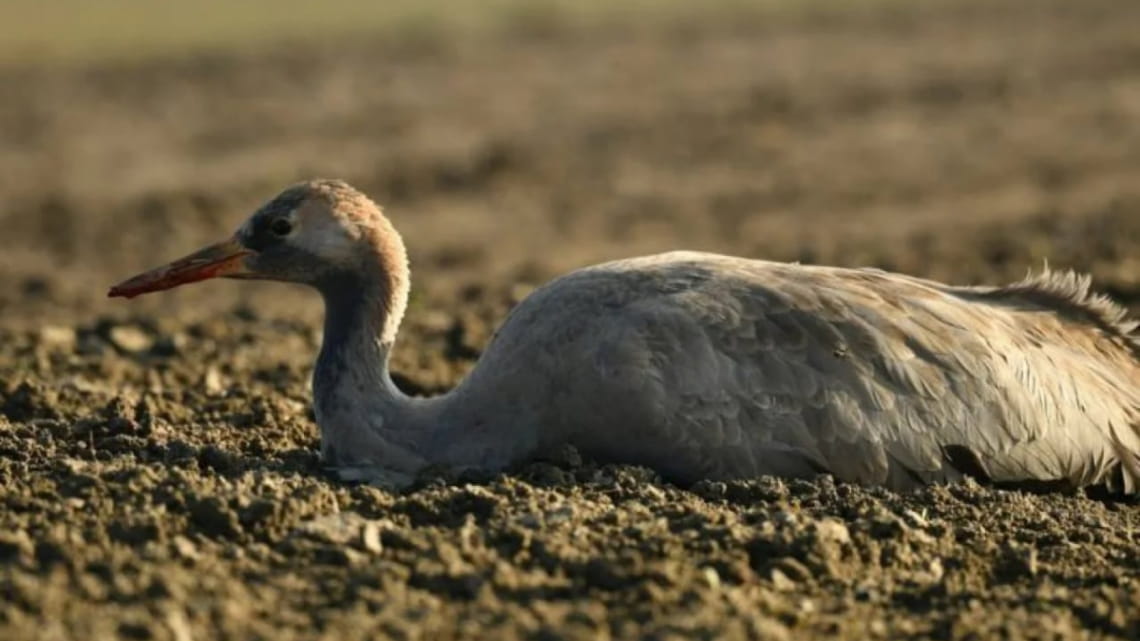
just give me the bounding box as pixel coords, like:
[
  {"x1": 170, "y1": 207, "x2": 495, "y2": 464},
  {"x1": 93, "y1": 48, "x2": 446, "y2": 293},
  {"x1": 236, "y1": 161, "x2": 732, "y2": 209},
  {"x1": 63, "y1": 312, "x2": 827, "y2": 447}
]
[{"x1": 270, "y1": 218, "x2": 293, "y2": 237}]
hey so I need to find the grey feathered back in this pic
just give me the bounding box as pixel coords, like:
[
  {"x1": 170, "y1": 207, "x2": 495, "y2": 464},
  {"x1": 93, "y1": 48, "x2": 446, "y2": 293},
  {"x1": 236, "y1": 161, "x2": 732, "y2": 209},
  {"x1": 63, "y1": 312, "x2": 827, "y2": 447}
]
[{"x1": 467, "y1": 253, "x2": 1140, "y2": 493}]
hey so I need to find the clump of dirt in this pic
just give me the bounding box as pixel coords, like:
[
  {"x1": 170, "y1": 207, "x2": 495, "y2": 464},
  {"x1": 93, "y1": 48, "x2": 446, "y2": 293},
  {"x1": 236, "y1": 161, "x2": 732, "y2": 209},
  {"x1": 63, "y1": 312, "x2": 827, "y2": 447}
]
[{"x1": 2, "y1": 0, "x2": 1140, "y2": 638}]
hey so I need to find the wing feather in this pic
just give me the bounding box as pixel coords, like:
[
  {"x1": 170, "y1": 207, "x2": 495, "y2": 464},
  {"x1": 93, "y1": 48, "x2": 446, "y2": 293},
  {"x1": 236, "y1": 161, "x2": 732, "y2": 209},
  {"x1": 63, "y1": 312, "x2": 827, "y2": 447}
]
[{"x1": 602, "y1": 258, "x2": 1140, "y2": 490}]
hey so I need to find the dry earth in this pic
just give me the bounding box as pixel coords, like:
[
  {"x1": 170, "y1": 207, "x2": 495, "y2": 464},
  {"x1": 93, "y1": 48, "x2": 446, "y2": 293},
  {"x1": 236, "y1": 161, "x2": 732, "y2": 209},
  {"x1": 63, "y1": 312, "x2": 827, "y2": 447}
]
[{"x1": 2, "y1": 1, "x2": 1140, "y2": 639}]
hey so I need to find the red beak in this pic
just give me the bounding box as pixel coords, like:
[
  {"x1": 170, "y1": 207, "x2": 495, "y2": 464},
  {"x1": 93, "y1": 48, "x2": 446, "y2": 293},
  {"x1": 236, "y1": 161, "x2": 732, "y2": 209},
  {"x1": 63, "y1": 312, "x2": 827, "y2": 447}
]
[{"x1": 108, "y1": 237, "x2": 253, "y2": 299}]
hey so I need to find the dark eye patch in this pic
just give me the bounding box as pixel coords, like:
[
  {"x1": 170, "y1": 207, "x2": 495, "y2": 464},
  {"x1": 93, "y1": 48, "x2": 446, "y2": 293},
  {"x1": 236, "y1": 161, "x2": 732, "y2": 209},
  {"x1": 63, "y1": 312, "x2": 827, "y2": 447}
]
[
  {"x1": 240, "y1": 189, "x2": 307, "y2": 250},
  {"x1": 270, "y1": 218, "x2": 293, "y2": 236}
]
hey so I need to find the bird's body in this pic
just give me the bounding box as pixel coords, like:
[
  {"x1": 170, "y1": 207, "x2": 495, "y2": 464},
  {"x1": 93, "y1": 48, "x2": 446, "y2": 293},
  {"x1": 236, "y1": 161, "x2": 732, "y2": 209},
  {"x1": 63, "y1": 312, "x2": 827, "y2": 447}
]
[{"x1": 110, "y1": 180, "x2": 1140, "y2": 493}]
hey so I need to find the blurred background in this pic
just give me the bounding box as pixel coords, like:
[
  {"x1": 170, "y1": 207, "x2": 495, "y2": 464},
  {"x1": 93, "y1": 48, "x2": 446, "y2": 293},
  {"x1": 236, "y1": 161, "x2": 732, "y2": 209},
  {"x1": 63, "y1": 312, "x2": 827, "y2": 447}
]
[{"x1": 2, "y1": 0, "x2": 1138, "y2": 330}]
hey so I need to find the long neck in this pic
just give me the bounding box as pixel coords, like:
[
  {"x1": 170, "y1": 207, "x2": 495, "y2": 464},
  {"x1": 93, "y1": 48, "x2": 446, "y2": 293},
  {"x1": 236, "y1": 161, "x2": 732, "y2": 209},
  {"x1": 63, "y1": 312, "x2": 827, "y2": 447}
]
[
  {"x1": 316, "y1": 276, "x2": 403, "y2": 408},
  {"x1": 309, "y1": 219, "x2": 543, "y2": 478},
  {"x1": 311, "y1": 228, "x2": 441, "y2": 473},
  {"x1": 314, "y1": 219, "x2": 411, "y2": 400}
]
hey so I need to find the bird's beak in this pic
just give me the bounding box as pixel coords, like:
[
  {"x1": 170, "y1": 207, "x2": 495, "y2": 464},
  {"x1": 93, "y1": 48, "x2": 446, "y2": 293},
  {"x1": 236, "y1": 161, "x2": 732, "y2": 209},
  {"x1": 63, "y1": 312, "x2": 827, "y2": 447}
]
[{"x1": 108, "y1": 237, "x2": 255, "y2": 299}]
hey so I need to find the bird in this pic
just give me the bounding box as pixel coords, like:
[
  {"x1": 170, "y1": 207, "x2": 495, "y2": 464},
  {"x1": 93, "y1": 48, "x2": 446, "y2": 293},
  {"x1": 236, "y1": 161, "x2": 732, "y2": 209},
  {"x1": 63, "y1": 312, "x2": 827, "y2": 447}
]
[{"x1": 108, "y1": 179, "x2": 1140, "y2": 493}]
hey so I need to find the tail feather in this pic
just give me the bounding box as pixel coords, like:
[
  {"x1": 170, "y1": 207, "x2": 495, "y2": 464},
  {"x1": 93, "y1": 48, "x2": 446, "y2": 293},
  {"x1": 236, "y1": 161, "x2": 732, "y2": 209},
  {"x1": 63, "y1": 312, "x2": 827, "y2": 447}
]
[
  {"x1": 995, "y1": 267, "x2": 1140, "y2": 359},
  {"x1": 1106, "y1": 418, "x2": 1140, "y2": 495}
]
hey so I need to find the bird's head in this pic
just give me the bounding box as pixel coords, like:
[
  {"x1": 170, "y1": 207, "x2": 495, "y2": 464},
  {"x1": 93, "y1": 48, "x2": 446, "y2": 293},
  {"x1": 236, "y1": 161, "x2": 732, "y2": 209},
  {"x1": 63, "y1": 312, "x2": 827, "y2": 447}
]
[{"x1": 109, "y1": 179, "x2": 406, "y2": 298}]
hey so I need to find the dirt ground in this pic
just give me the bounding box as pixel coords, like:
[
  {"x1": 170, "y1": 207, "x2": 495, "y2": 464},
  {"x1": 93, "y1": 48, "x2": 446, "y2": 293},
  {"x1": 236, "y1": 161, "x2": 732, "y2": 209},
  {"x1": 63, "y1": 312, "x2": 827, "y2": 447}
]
[{"x1": 2, "y1": 0, "x2": 1140, "y2": 639}]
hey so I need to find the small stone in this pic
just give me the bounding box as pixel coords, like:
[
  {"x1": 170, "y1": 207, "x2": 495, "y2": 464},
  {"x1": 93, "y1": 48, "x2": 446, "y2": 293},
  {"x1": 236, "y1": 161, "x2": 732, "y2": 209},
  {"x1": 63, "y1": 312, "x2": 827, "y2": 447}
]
[
  {"x1": 770, "y1": 557, "x2": 813, "y2": 583},
  {"x1": 203, "y1": 367, "x2": 224, "y2": 395},
  {"x1": 769, "y1": 568, "x2": 796, "y2": 591},
  {"x1": 702, "y1": 566, "x2": 721, "y2": 590},
  {"x1": 38, "y1": 326, "x2": 76, "y2": 350},
  {"x1": 925, "y1": 558, "x2": 945, "y2": 583},
  {"x1": 296, "y1": 513, "x2": 363, "y2": 546},
  {"x1": 902, "y1": 509, "x2": 929, "y2": 529},
  {"x1": 108, "y1": 326, "x2": 154, "y2": 354},
  {"x1": 172, "y1": 536, "x2": 198, "y2": 560},
  {"x1": 750, "y1": 617, "x2": 792, "y2": 641},
  {"x1": 360, "y1": 521, "x2": 383, "y2": 554},
  {"x1": 814, "y1": 519, "x2": 851, "y2": 545},
  {"x1": 165, "y1": 608, "x2": 194, "y2": 641},
  {"x1": 773, "y1": 510, "x2": 798, "y2": 526}
]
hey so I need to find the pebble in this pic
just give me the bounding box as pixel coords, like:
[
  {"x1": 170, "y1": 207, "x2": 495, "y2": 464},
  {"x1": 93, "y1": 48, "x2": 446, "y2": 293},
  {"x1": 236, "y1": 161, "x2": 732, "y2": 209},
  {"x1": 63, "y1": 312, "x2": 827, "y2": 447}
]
[
  {"x1": 108, "y1": 326, "x2": 154, "y2": 354},
  {"x1": 203, "y1": 367, "x2": 224, "y2": 395},
  {"x1": 769, "y1": 568, "x2": 796, "y2": 591},
  {"x1": 165, "y1": 608, "x2": 194, "y2": 641},
  {"x1": 360, "y1": 521, "x2": 384, "y2": 554},
  {"x1": 38, "y1": 326, "x2": 77, "y2": 350},
  {"x1": 814, "y1": 519, "x2": 851, "y2": 545},
  {"x1": 702, "y1": 566, "x2": 721, "y2": 590},
  {"x1": 926, "y1": 558, "x2": 945, "y2": 582},
  {"x1": 773, "y1": 510, "x2": 798, "y2": 526},
  {"x1": 902, "y1": 509, "x2": 929, "y2": 529},
  {"x1": 296, "y1": 513, "x2": 361, "y2": 546},
  {"x1": 770, "y1": 557, "x2": 813, "y2": 583}
]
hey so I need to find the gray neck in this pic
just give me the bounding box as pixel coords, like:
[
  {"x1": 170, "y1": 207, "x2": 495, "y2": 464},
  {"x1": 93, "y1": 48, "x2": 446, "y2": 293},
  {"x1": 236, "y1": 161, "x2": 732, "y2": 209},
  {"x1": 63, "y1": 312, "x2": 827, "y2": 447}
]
[
  {"x1": 315, "y1": 275, "x2": 400, "y2": 403},
  {"x1": 311, "y1": 269, "x2": 540, "y2": 477},
  {"x1": 312, "y1": 272, "x2": 437, "y2": 472}
]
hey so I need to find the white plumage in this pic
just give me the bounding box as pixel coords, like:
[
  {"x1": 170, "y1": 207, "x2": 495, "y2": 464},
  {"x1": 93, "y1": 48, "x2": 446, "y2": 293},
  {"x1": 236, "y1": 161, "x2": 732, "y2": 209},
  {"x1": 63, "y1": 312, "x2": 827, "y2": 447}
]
[{"x1": 110, "y1": 180, "x2": 1140, "y2": 493}]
